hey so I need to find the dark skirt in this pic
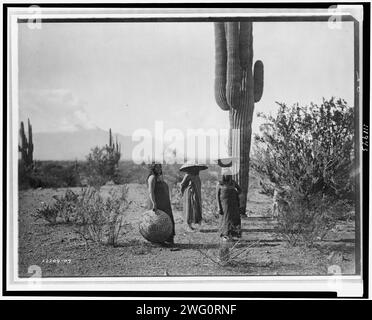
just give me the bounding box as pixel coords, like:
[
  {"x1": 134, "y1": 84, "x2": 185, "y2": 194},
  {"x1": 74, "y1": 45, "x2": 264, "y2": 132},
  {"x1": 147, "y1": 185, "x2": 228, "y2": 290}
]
[
  {"x1": 217, "y1": 184, "x2": 241, "y2": 238},
  {"x1": 183, "y1": 185, "x2": 202, "y2": 224},
  {"x1": 146, "y1": 179, "x2": 175, "y2": 238}
]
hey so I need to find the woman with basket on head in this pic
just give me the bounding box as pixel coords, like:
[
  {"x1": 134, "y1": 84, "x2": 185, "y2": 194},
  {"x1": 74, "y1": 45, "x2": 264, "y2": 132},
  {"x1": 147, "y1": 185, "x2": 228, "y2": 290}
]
[
  {"x1": 216, "y1": 158, "x2": 242, "y2": 240},
  {"x1": 145, "y1": 162, "x2": 175, "y2": 245},
  {"x1": 179, "y1": 162, "x2": 208, "y2": 232}
]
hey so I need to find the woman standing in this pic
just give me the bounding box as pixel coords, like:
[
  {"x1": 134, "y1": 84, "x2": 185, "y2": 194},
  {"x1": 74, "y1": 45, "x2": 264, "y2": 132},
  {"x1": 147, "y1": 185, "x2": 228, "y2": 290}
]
[
  {"x1": 180, "y1": 163, "x2": 207, "y2": 231},
  {"x1": 216, "y1": 168, "x2": 242, "y2": 240},
  {"x1": 146, "y1": 163, "x2": 175, "y2": 245}
]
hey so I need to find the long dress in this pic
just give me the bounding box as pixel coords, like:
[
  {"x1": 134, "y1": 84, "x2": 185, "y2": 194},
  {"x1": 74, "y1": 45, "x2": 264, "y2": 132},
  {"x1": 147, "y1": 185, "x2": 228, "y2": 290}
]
[
  {"x1": 217, "y1": 181, "x2": 241, "y2": 238},
  {"x1": 180, "y1": 173, "x2": 202, "y2": 224},
  {"x1": 146, "y1": 175, "x2": 175, "y2": 240}
]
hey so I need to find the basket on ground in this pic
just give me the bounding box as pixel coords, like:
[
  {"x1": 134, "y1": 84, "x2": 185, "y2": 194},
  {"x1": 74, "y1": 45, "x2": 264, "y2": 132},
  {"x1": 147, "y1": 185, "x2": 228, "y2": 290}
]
[{"x1": 139, "y1": 209, "x2": 173, "y2": 243}]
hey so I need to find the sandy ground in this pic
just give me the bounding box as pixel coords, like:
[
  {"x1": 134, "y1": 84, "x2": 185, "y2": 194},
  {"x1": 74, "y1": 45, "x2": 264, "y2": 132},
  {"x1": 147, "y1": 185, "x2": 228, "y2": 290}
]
[{"x1": 18, "y1": 183, "x2": 356, "y2": 277}]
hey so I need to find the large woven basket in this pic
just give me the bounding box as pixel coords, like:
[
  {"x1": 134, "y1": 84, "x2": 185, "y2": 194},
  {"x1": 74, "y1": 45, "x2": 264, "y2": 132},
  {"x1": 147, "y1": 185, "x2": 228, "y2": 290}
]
[{"x1": 139, "y1": 209, "x2": 173, "y2": 243}]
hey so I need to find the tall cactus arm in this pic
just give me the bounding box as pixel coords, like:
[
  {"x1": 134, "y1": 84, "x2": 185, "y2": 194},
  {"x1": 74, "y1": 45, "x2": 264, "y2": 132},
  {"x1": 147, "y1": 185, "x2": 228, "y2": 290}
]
[
  {"x1": 239, "y1": 22, "x2": 253, "y2": 69},
  {"x1": 214, "y1": 23, "x2": 230, "y2": 111},
  {"x1": 20, "y1": 121, "x2": 26, "y2": 148},
  {"x1": 225, "y1": 22, "x2": 243, "y2": 110},
  {"x1": 19, "y1": 120, "x2": 34, "y2": 165},
  {"x1": 115, "y1": 136, "x2": 120, "y2": 154},
  {"x1": 253, "y1": 60, "x2": 264, "y2": 103},
  {"x1": 28, "y1": 118, "x2": 33, "y2": 157},
  {"x1": 19, "y1": 121, "x2": 27, "y2": 162},
  {"x1": 109, "y1": 128, "x2": 113, "y2": 148}
]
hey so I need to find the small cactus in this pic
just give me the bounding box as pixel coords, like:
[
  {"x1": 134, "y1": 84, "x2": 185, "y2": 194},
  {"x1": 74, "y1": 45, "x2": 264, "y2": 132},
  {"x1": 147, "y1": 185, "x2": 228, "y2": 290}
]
[
  {"x1": 106, "y1": 128, "x2": 121, "y2": 176},
  {"x1": 19, "y1": 118, "x2": 34, "y2": 167},
  {"x1": 107, "y1": 128, "x2": 121, "y2": 157}
]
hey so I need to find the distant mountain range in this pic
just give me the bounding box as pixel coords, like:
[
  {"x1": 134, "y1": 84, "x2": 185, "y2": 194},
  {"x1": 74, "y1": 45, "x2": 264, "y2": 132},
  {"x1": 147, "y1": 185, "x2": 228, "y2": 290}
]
[
  {"x1": 30, "y1": 128, "x2": 225, "y2": 162},
  {"x1": 32, "y1": 129, "x2": 136, "y2": 161}
]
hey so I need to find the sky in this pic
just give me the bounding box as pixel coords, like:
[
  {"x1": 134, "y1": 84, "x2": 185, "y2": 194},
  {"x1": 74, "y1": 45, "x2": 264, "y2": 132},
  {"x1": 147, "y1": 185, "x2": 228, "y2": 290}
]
[{"x1": 18, "y1": 20, "x2": 355, "y2": 160}]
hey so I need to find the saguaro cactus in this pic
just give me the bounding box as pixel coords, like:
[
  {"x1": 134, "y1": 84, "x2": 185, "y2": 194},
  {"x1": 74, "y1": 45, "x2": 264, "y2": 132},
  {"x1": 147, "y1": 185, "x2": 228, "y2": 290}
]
[
  {"x1": 106, "y1": 128, "x2": 121, "y2": 177},
  {"x1": 107, "y1": 128, "x2": 121, "y2": 158},
  {"x1": 19, "y1": 118, "x2": 34, "y2": 167},
  {"x1": 214, "y1": 21, "x2": 264, "y2": 215}
]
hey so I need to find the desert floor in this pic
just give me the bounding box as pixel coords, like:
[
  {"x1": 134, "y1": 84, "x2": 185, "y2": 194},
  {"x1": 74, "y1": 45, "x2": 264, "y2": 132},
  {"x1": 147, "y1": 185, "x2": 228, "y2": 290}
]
[{"x1": 18, "y1": 183, "x2": 355, "y2": 277}]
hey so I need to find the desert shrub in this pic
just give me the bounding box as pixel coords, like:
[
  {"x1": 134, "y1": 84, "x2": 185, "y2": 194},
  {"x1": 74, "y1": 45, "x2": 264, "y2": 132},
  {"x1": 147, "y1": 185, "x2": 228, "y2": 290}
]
[
  {"x1": 85, "y1": 145, "x2": 121, "y2": 188},
  {"x1": 19, "y1": 161, "x2": 81, "y2": 189},
  {"x1": 252, "y1": 98, "x2": 355, "y2": 246},
  {"x1": 32, "y1": 189, "x2": 79, "y2": 224},
  {"x1": 72, "y1": 186, "x2": 130, "y2": 246},
  {"x1": 274, "y1": 191, "x2": 354, "y2": 246},
  {"x1": 202, "y1": 181, "x2": 219, "y2": 224},
  {"x1": 52, "y1": 189, "x2": 79, "y2": 223},
  {"x1": 196, "y1": 239, "x2": 260, "y2": 267},
  {"x1": 170, "y1": 184, "x2": 183, "y2": 211},
  {"x1": 33, "y1": 202, "x2": 58, "y2": 224},
  {"x1": 112, "y1": 161, "x2": 148, "y2": 184},
  {"x1": 32, "y1": 187, "x2": 130, "y2": 246},
  {"x1": 18, "y1": 162, "x2": 34, "y2": 189}
]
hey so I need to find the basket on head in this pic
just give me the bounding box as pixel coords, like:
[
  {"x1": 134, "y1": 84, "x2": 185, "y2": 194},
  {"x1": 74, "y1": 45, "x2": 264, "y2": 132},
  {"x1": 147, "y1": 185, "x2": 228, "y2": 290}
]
[
  {"x1": 179, "y1": 162, "x2": 208, "y2": 173},
  {"x1": 214, "y1": 157, "x2": 238, "y2": 168},
  {"x1": 139, "y1": 209, "x2": 173, "y2": 243}
]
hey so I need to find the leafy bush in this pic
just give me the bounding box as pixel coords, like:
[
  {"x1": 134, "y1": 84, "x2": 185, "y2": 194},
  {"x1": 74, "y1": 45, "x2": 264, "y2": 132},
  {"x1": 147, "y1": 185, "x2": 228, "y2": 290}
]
[
  {"x1": 19, "y1": 161, "x2": 81, "y2": 189},
  {"x1": 252, "y1": 98, "x2": 355, "y2": 245},
  {"x1": 170, "y1": 184, "x2": 183, "y2": 211},
  {"x1": 273, "y1": 191, "x2": 354, "y2": 246},
  {"x1": 52, "y1": 189, "x2": 79, "y2": 223},
  {"x1": 33, "y1": 187, "x2": 130, "y2": 246},
  {"x1": 18, "y1": 162, "x2": 34, "y2": 190},
  {"x1": 112, "y1": 161, "x2": 148, "y2": 184},
  {"x1": 85, "y1": 146, "x2": 121, "y2": 188},
  {"x1": 33, "y1": 202, "x2": 58, "y2": 224},
  {"x1": 72, "y1": 186, "x2": 130, "y2": 246},
  {"x1": 33, "y1": 189, "x2": 79, "y2": 224},
  {"x1": 196, "y1": 239, "x2": 260, "y2": 267},
  {"x1": 202, "y1": 180, "x2": 219, "y2": 224}
]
